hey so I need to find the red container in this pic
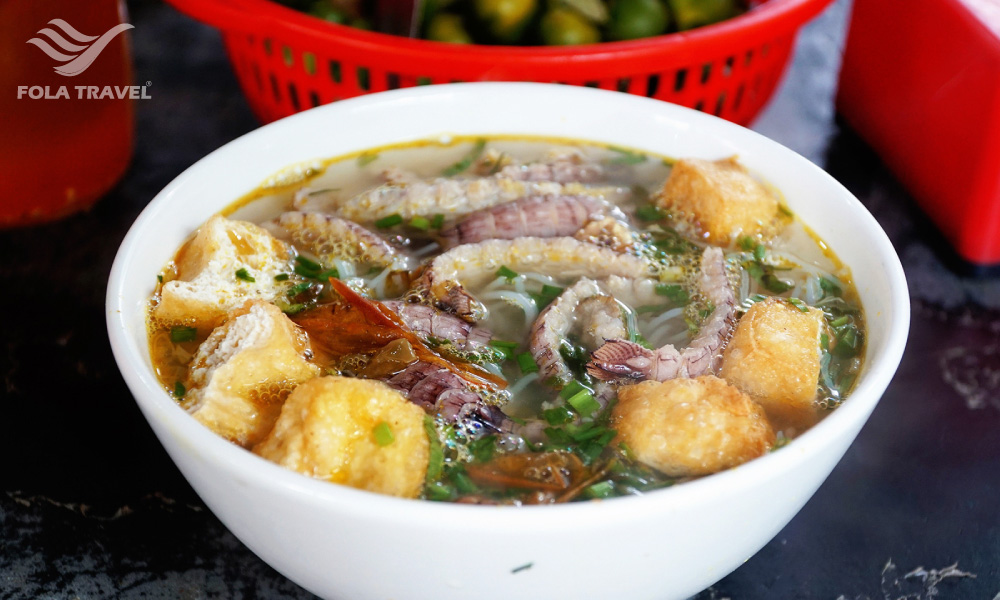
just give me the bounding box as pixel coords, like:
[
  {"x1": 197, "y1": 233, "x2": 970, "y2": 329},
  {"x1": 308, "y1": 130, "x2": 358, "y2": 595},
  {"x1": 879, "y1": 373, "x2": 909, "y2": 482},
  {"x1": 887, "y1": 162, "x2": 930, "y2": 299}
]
[
  {"x1": 838, "y1": 0, "x2": 1000, "y2": 267},
  {"x1": 166, "y1": 0, "x2": 832, "y2": 125}
]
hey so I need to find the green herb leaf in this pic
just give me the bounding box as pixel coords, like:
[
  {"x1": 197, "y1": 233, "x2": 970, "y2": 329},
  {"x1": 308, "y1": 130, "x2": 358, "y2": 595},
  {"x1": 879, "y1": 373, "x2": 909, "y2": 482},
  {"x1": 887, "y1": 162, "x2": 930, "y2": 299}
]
[
  {"x1": 169, "y1": 326, "x2": 197, "y2": 343},
  {"x1": 636, "y1": 204, "x2": 666, "y2": 222},
  {"x1": 373, "y1": 421, "x2": 395, "y2": 446},
  {"x1": 235, "y1": 268, "x2": 255, "y2": 282},
  {"x1": 655, "y1": 283, "x2": 689, "y2": 305},
  {"x1": 375, "y1": 213, "x2": 403, "y2": 229},
  {"x1": 469, "y1": 435, "x2": 497, "y2": 463},
  {"x1": 442, "y1": 139, "x2": 486, "y2": 176}
]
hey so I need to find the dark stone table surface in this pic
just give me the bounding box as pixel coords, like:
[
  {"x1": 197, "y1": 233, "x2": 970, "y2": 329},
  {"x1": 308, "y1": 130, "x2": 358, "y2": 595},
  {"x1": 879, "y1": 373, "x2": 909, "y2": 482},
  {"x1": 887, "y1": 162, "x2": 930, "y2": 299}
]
[{"x1": 3, "y1": 1, "x2": 999, "y2": 598}]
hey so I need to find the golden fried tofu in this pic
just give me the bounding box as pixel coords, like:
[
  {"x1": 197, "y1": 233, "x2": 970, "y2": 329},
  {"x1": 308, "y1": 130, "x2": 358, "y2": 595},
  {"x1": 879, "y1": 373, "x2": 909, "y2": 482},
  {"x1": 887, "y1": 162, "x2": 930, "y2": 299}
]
[
  {"x1": 185, "y1": 301, "x2": 320, "y2": 447},
  {"x1": 253, "y1": 376, "x2": 429, "y2": 499},
  {"x1": 153, "y1": 215, "x2": 294, "y2": 329},
  {"x1": 613, "y1": 376, "x2": 774, "y2": 477},
  {"x1": 655, "y1": 157, "x2": 779, "y2": 245},
  {"x1": 720, "y1": 298, "x2": 825, "y2": 431}
]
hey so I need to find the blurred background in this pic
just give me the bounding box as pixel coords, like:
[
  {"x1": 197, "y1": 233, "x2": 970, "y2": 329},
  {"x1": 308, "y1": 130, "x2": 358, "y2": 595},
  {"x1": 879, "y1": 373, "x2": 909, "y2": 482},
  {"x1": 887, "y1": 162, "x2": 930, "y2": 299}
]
[{"x1": 1, "y1": 0, "x2": 998, "y2": 597}]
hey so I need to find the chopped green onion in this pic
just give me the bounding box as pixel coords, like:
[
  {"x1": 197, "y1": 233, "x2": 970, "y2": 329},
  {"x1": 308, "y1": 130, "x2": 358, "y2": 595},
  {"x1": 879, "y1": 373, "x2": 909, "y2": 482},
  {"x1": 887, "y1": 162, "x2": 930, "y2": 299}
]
[
  {"x1": 409, "y1": 215, "x2": 430, "y2": 231},
  {"x1": 761, "y1": 273, "x2": 793, "y2": 294},
  {"x1": 425, "y1": 481, "x2": 453, "y2": 501},
  {"x1": 496, "y1": 265, "x2": 519, "y2": 282},
  {"x1": 737, "y1": 236, "x2": 756, "y2": 251},
  {"x1": 787, "y1": 298, "x2": 810, "y2": 313},
  {"x1": 584, "y1": 481, "x2": 615, "y2": 499},
  {"x1": 559, "y1": 379, "x2": 593, "y2": 400},
  {"x1": 156, "y1": 274, "x2": 163, "y2": 283},
  {"x1": 280, "y1": 302, "x2": 306, "y2": 315},
  {"x1": 295, "y1": 255, "x2": 323, "y2": 272},
  {"x1": 832, "y1": 325, "x2": 860, "y2": 358},
  {"x1": 753, "y1": 243, "x2": 766, "y2": 262},
  {"x1": 511, "y1": 563, "x2": 533, "y2": 574},
  {"x1": 819, "y1": 277, "x2": 843, "y2": 297},
  {"x1": 636, "y1": 205, "x2": 666, "y2": 222},
  {"x1": 567, "y1": 389, "x2": 600, "y2": 417},
  {"x1": 542, "y1": 406, "x2": 575, "y2": 425},
  {"x1": 544, "y1": 426, "x2": 572, "y2": 445},
  {"x1": 431, "y1": 213, "x2": 445, "y2": 229},
  {"x1": 169, "y1": 326, "x2": 197, "y2": 343},
  {"x1": 618, "y1": 441, "x2": 636, "y2": 461},
  {"x1": 287, "y1": 282, "x2": 313, "y2": 297},
  {"x1": 489, "y1": 339, "x2": 518, "y2": 360},
  {"x1": 749, "y1": 293, "x2": 767, "y2": 303},
  {"x1": 274, "y1": 273, "x2": 290, "y2": 281},
  {"x1": 442, "y1": 139, "x2": 486, "y2": 176},
  {"x1": 372, "y1": 421, "x2": 395, "y2": 446},
  {"x1": 375, "y1": 213, "x2": 403, "y2": 229},
  {"x1": 540, "y1": 284, "x2": 565, "y2": 299},
  {"x1": 516, "y1": 352, "x2": 539, "y2": 374},
  {"x1": 173, "y1": 381, "x2": 186, "y2": 398},
  {"x1": 423, "y1": 416, "x2": 444, "y2": 482},
  {"x1": 830, "y1": 315, "x2": 850, "y2": 327},
  {"x1": 357, "y1": 152, "x2": 378, "y2": 166},
  {"x1": 317, "y1": 268, "x2": 340, "y2": 281},
  {"x1": 235, "y1": 268, "x2": 255, "y2": 282},
  {"x1": 655, "y1": 283, "x2": 689, "y2": 305},
  {"x1": 820, "y1": 332, "x2": 830, "y2": 349},
  {"x1": 778, "y1": 204, "x2": 794, "y2": 217}
]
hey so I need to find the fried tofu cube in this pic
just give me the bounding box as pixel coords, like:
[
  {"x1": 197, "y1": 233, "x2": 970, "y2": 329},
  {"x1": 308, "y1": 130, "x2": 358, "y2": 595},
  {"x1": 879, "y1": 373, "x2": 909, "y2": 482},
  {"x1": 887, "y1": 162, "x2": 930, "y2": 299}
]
[
  {"x1": 253, "y1": 376, "x2": 429, "y2": 499},
  {"x1": 185, "y1": 301, "x2": 320, "y2": 447},
  {"x1": 720, "y1": 298, "x2": 826, "y2": 431},
  {"x1": 613, "y1": 376, "x2": 775, "y2": 477},
  {"x1": 655, "y1": 157, "x2": 779, "y2": 245},
  {"x1": 153, "y1": 215, "x2": 294, "y2": 329}
]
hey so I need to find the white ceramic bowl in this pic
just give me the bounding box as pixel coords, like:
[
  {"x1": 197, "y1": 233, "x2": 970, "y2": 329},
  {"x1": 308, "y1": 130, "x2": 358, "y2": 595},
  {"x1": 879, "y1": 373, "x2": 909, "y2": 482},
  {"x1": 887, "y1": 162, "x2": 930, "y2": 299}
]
[{"x1": 107, "y1": 83, "x2": 909, "y2": 600}]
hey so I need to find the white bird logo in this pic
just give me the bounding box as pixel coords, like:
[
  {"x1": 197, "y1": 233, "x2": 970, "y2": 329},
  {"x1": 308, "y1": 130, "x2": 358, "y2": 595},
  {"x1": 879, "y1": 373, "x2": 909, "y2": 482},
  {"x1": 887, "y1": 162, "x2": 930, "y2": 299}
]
[{"x1": 26, "y1": 18, "x2": 134, "y2": 77}]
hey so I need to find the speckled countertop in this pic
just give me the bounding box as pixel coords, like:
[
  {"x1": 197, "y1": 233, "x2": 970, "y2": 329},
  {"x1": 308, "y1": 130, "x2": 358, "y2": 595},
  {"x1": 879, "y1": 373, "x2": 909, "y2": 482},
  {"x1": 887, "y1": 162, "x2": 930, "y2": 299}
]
[{"x1": 2, "y1": 1, "x2": 999, "y2": 598}]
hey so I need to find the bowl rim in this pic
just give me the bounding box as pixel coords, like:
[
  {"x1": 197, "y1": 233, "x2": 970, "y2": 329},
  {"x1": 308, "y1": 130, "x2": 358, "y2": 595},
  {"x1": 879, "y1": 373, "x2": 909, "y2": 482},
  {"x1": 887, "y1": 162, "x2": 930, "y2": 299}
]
[{"x1": 106, "y1": 82, "x2": 909, "y2": 531}]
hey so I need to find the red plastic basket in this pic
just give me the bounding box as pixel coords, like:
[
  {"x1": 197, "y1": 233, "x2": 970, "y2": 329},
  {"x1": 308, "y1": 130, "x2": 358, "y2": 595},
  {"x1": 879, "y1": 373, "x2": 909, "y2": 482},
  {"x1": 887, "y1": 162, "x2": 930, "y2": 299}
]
[{"x1": 166, "y1": 0, "x2": 832, "y2": 125}]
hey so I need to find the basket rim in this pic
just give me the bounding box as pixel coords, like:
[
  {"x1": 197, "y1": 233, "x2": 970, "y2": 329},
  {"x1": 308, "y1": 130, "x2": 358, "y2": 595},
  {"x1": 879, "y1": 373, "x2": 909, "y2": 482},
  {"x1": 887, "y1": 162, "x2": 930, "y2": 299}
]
[{"x1": 166, "y1": 0, "x2": 834, "y2": 64}]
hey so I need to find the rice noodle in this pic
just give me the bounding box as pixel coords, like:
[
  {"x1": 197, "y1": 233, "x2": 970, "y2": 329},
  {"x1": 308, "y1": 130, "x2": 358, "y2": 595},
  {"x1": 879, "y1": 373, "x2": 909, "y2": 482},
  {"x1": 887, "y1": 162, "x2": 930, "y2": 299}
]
[
  {"x1": 645, "y1": 306, "x2": 685, "y2": 332},
  {"x1": 506, "y1": 372, "x2": 539, "y2": 397},
  {"x1": 479, "y1": 290, "x2": 539, "y2": 323}
]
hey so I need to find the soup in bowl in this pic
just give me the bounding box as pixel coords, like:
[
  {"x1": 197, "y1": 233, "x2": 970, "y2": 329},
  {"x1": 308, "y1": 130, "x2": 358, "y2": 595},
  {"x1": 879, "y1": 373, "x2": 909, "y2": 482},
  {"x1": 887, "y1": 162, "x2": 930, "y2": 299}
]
[{"x1": 107, "y1": 83, "x2": 908, "y2": 600}]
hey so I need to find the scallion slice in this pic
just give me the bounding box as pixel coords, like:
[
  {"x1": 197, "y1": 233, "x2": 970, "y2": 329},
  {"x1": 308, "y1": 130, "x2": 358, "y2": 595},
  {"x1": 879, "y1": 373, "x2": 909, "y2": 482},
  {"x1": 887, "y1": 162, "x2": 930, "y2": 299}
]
[
  {"x1": 496, "y1": 265, "x2": 519, "y2": 282},
  {"x1": 409, "y1": 215, "x2": 430, "y2": 231},
  {"x1": 375, "y1": 213, "x2": 404, "y2": 229},
  {"x1": 173, "y1": 381, "x2": 186, "y2": 398},
  {"x1": 516, "y1": 352, "x2": 539, "y2": 374},
  {"x1": 235, "y1": 268, "x2": 255, "y2": 282},
  {"x1": 430, "y1": 213, "x2": 445, "y2": 229},
  {"x1": 567, "y1": 389, "x2": 600, "y2": 417},
  {"x1": 636, "y1": 205, "x2": 665, "y2": 222}
]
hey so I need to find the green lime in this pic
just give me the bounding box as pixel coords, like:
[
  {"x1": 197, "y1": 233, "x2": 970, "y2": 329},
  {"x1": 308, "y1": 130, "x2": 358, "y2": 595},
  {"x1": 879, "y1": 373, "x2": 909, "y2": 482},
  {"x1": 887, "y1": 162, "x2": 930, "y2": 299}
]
[
  {"x1": 426, "y1": 13, "x2": 474, "y2": 43},
  {"x1": 539, "y1": 7, "x2": 601, "y2": 45},
  {"x1": 607, "y1": 0, "x2": 668, "y2": 40}
]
